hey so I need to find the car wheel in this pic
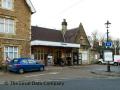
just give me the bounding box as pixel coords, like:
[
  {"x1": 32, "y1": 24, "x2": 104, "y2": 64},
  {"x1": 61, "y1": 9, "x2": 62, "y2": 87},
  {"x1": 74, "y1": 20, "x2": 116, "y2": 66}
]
[
  {"x1": 114, "y1": 62, "x2": 118, "y2": 66},
  {"x1": 40, "y1": 66, "x2": 44, "y2": 71},
  {"x1": 18, "y1": 68, "x2": 24, "y2": 74},
  {"x1": 99, "y1": 61, "x2": 102, "y2": 64}
]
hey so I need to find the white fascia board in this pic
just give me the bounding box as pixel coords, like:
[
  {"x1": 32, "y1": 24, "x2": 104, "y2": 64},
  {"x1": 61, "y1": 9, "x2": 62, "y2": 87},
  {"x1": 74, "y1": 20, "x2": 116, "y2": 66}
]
[
  {"x1": 31, "y1": 40, "x2": 80, "y2": 48},
  {"x1": 25, "y1": 0, "x2": 36, "y2": 13}
]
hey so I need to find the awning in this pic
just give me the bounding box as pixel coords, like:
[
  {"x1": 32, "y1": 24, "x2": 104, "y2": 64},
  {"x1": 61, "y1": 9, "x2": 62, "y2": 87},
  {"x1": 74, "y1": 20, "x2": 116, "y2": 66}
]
[{"x1": 31, "y1": 40, "x2": 80, "y2": 48}]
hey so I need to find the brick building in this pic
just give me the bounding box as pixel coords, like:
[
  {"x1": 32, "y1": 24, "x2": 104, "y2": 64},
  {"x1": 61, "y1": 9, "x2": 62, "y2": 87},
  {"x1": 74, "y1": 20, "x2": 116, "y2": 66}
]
[{"x1": 0, "y1": 0, "x2": 35, "y2": 64}]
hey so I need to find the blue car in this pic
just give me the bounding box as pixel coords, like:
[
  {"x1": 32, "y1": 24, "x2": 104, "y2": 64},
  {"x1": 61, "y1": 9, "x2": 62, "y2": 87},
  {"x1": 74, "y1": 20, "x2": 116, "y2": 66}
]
[{"x1": 8, "y1": 58, "x2": 45, "y2": 74}]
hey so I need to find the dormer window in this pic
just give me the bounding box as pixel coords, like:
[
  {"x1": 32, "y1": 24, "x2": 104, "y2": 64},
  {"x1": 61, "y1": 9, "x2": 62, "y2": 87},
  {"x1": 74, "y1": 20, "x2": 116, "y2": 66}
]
[{"x1": 1, "y1": 0, "x2": 14, "y2": 10}]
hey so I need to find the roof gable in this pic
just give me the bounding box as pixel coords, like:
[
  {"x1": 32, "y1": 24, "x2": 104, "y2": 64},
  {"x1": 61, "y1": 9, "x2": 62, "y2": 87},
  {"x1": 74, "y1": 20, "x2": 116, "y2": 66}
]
[
  {"x1": 78, "y1": 23, "x2": 90, "y2": 46},
  {"x1": 25, "y1": 0, "x2": 36, "y2": 13}
]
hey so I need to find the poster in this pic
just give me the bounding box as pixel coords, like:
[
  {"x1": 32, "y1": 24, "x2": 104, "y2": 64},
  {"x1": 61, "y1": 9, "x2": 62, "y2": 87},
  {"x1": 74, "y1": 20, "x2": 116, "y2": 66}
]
[{"x1": 104, "y1": 50, "x2": 113, "y2": 61}]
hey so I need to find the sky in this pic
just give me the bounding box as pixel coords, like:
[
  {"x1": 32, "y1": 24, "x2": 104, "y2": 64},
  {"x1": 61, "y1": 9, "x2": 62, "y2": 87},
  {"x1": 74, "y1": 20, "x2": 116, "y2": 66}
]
[{"x1": 31, "y1": 0, "x2": 120, "y2": 39}]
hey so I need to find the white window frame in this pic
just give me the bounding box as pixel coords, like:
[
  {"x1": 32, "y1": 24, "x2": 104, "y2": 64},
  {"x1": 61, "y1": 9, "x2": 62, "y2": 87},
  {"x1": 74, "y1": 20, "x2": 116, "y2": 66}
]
[
  {"x1": 4, "y1": 46, "x2": 19, "y2": 60},
  {"x1": 0, "y1": 18, "x2": 4, "y2": 33},
  {"x1": 0, "y1": 17, "x2": 15, "y2": 34},
  {"x1": 1, "y1": 0, "x2": 14, "y2": 10}
]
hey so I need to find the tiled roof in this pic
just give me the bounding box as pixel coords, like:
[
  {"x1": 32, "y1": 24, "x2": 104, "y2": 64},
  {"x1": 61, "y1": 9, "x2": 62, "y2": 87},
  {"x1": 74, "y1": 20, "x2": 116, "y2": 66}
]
[
  {"x1": 65, "y1": 28, "x2": 79, "y2": 43},
  {"x1": 31, "y1": 26, "x2": 64, "y2": 42},
  {"x1": 31, "y1": 26, "x2": 79, "y2": 43}
]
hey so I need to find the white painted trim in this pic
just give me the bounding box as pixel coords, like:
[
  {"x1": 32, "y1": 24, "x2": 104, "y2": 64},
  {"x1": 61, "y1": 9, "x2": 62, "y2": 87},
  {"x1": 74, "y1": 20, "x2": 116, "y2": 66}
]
[
  {"x1": 31, "y1": 40, "x2": 80, "y2": 48},
  {"x1": 25, "y1": 0, "x2": 36, "y2": 13}
]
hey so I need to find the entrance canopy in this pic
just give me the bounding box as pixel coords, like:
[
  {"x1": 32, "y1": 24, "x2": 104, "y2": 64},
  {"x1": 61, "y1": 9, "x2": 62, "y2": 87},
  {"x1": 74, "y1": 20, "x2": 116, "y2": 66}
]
[{"x1": 31, "y1": 40, "x2": 80, "y2": 48}]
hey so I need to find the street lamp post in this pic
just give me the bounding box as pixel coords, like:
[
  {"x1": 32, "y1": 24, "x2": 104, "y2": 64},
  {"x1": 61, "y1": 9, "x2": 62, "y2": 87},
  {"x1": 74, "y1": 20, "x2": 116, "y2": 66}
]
[{"x1": 105, "y1": 20, "x2": 111, "y2": 72}]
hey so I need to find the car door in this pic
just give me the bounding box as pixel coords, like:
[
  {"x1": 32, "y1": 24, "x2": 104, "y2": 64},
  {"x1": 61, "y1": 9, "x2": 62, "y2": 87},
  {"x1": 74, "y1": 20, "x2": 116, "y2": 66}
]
[
  {"x1": 19, "y1": 59, "x2": 29, "y2": 71},
  {"x1": 28, "y1": 59, "x2": 39, "y2": 70}
]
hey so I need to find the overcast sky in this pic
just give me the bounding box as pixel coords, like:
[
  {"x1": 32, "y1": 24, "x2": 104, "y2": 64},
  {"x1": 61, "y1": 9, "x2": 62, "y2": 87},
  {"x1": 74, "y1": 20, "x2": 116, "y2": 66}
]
[{"x1": 31, "y1": 0, "x2": 120, "y2": 39}]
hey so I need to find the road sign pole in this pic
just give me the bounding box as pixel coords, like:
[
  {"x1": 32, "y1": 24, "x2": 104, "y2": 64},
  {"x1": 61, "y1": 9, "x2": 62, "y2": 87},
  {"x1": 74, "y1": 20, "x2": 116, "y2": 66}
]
[
  {"x1": 105, "y1": 20, "x2": 111, "y2": 72},
  {"x1": 107, "y1": 61, "x2": 111, "y2": 72}
]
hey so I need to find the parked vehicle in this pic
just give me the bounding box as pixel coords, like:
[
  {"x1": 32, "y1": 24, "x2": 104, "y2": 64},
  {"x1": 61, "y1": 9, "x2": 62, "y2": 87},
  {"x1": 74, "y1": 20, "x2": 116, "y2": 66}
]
[
  {"x1": 98, "y1": 59, "x2": 114, "y2": 65},
  {"x1": 98, "y1": 55, "x2": 120, "y2": 65},
  {"x1": 8, "y1": 58, "x2": 45, "y2": 74},
  {"x1": 113, "y1": 55, "x2": 120, "y2": 65}
]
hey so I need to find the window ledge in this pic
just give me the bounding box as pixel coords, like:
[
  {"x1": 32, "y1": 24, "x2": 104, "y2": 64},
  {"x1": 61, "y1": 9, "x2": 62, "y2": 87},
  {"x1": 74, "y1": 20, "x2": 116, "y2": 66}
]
[{"x1": 0, "y1": 7, "x2": 14, "y2": 11}]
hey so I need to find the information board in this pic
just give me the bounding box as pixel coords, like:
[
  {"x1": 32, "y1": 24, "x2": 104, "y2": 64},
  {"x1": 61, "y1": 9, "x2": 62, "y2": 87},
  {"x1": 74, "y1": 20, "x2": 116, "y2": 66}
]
[{"x1": 104, "y1": 50, "x2": 113, "y2": 61}]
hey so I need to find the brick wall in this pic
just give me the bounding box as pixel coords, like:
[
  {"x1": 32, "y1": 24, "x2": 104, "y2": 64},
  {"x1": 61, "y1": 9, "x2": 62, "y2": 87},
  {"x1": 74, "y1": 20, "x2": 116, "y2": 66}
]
[{"x1": 0, "y1": 0, "x2": 31, "y2": 63}]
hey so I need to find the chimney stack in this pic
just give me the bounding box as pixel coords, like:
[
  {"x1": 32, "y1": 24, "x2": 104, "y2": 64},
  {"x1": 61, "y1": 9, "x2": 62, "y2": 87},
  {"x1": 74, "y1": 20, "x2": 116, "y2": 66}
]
[{"x1": 62, "y1": 19, "x2": 67, "y2": 35}]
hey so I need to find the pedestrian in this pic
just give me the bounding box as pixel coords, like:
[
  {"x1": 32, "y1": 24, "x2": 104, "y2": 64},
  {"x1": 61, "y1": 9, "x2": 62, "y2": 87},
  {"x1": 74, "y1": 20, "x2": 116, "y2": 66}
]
[
  {"x1": 6, "y1": 56, "x2": 11, "y2": 64},
  {"x1": 2, "y1": 56, "x2": 11, "y2": 72}
]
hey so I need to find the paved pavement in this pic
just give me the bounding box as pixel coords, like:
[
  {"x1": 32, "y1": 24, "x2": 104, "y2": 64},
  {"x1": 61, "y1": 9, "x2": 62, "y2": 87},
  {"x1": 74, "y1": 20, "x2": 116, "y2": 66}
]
[
  {"x1": 1, "y1": 65, "x2": 120, "y2": 90},
  {"x1": 0, "y1": 64, "x2": 120, "y2": 82},
  {"x1": 85, "y1": 64, "x2": 120, "y2": 77}
]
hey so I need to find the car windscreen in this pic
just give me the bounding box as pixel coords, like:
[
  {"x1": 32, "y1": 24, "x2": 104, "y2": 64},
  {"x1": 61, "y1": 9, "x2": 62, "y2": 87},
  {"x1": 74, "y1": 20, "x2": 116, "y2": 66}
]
[
  {"x1": 20, "y1": 59, "x2": 28, "y2": 64},
  {"x1": 11, "y1": 59, "x2": 19, "y2": 64}
]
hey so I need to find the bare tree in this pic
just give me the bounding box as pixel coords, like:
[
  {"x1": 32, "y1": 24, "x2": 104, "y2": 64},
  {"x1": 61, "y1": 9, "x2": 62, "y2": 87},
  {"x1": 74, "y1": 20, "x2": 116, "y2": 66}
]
[
  {"x1": 113, "y1": 39, "x2": 120, "y2": 55},
  {"x1": 90, "y1": 31, "x2": 100, "y2": 49}
]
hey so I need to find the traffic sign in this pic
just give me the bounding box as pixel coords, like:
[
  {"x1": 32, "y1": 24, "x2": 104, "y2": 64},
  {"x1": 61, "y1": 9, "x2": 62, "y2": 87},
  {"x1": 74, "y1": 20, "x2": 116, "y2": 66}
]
[{"x1": 105, "y1": 42, "x2": 112, "y2": 47}]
